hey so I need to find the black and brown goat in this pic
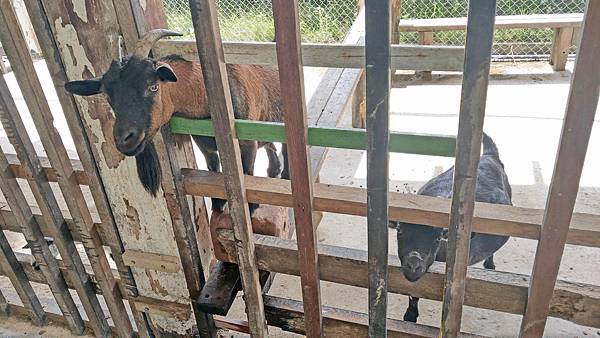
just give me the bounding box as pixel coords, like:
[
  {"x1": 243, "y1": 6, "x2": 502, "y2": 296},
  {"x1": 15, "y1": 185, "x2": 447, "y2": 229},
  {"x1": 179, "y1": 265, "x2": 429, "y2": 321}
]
[
  {"x1": 391, "y1": 133, "x2": 511, "y2": 323},
  {"x1": 65, "y1": 29, "x2": 287, "y2": 215}
]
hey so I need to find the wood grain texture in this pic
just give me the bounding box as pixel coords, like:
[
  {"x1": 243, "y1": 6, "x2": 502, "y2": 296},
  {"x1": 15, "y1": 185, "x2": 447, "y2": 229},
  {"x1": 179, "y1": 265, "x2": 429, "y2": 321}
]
[
  {"x1": 182, "y1": 170, "x2": 600, "y2": 248},
  {"x1": 365, "y1": 0, "x2": 391, "y2": 335},
  {"x1": 0, "y1": 2, "x2": 133, "y2": 336},
  {"x1": 272, "y1": 1, "x2": 322, "y2": 335},
  {"x1": 38, "y1": 0, "x2": 197, "y2": 334},
  {"x1": 263, "y1": 296, "x2": 484, "y2": 338},
  {"x1": 216, "y1": 231, "x2": 600, "y2": 328},
  {"x1": 188, "y1": 0, "x2": 267, "y2": 335},
  {"x1": 441, "y1": 1, "x2": 496, "y2": 336},
  {"x1": 0, "y1": 81, "x2": 85, "y2": 333},
  {"x1": 0, "y1": 228, "x2": 46, "y2": 325},
  {"x1": 23, "y1": 0, "x2": 141, "y2": 310},
  {"x1": 519, "y1": 2, "x2": 600, "y2": 337},
  {"x1": 397, "y1": 13, "x2": 583, "y2": 32},
  {"x1": 550, "y1": 27, "x2": 574, "y2": 71},
  {"x1": 154, "y1": 40, "x2": 465, "y2": 72}
]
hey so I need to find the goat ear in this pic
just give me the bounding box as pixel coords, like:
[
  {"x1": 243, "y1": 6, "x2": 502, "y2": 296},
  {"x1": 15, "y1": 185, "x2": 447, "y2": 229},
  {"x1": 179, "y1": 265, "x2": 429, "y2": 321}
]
[
  {"x1": 64, "y1": 79, "x2": 102, "y2": 96},
  {"x1": 156, "y1": 63, "x2": 177, "y2": 82}
]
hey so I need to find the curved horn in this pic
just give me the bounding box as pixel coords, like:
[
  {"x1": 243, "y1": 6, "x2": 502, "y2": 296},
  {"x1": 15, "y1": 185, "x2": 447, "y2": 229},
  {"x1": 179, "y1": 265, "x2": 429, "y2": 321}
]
[{"x1": 132, "y1": 29, "x2": 182, "y2": 58}]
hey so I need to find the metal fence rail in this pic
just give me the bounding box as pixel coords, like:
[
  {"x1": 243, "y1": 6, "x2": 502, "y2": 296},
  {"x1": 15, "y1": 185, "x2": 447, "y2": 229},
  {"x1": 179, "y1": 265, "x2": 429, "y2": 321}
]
[{"x1": 164, "y1": 0, "x2": 586, "y2": 57}]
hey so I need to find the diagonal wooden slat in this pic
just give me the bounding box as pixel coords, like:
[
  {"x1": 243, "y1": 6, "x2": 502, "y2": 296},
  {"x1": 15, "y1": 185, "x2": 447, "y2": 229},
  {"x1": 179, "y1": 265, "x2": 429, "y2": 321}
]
[
  {"x1": 0, "y1": 3, "x2": 133, "y2": 336},
  {"x1": 519, "y1": 1, "x2": 600, "y2": 337},
  {"x1": 271, "y1": 0, "x2": 323, "y2": 336},
  {"x1": 0, "y1": 228, "x2": 46, "y2": 325},
  {"x1": 364, "y1": 0, "x2": 392, "y2": 335},
  {"x1": 0, "y1": 288, "x2": 8, "y2": 315},
  {"x1": 441, "y1": 1, "x2": 497, "y2": 337},
  {"x1": 23, "y1": 1, "x2": 151, "y2": 335},
  {"x1": 187, "y1": 0, "x2": 268, "y2": 335},
  {"x1": 0, "y1": 75, "x2": 85, "y2": 335}
]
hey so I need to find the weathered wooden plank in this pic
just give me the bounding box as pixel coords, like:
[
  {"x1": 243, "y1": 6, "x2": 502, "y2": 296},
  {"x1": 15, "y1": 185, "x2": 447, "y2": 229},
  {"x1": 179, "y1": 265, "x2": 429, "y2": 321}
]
[
  {"x1": 519, "y1": 2, "x2": 600, "y2": 337},
  {"x1": 23, "y1": 0, "x2": 150, "y2": 334},
  {"x1": 170, "y1": 117, "x2": 457, "y2": 157},
  {"x1": 182, "y1": 170, "x2": 600, "y2": 248},
  {"x1": 272, "y1": 0, "x2": 323, "y2": 335},
  {"x1": 38, "y1": 0, "x2": 196, "y2": 334},
  {"x1": 154, "y1": 40, "x2": 465, "y2": 72},
  {"x1": 0, "y1": 288, "x2": 8, "y2": 315},
  {"x1": 441, "y1": 2, "x2": 497, "y2": 336},
  {"x1": 187, "y1": 0, "x2": 267, "y2": 335},
  {"x1": 263, "y1": 295, "x2": 484, "y2": 338},
  {"x1": 217, "y1": 231, "x2": 600, "y2": 328},
  {"x1": 417, "y1": 32, "x2": 434, "y2": 80},
  {"x1": 550, "y1": 27, "x2": 574, "y2": 71},
  {"x1": 0, "y1": 2, "x2": 133, "y2": 336},
  {"x1": 0, "y1": 74, "x2": 85, "y2": 335},
  {"x1": 0, "y1": 202, "x2": 116, "y2": 247},
  {"x1": 365, "y1": 0, "x2": 392, "y2": 335},
  {"x1": 0, "y1": 227, "x2": 46, "y2": 325},
  {"x1": 397, "y1": 13, "x2": 584, "y2": 32}
]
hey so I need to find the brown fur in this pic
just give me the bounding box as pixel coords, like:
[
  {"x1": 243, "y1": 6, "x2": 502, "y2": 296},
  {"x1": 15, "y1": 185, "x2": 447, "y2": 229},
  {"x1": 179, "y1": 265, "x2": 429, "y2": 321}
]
[{"x1": 149, "y1": 58, "x2": 282, "y2": 137}]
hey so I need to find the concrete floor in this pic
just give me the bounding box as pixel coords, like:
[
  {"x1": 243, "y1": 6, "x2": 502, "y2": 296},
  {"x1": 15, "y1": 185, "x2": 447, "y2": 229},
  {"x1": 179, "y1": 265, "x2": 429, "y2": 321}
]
[{"x1": 1, "y1": 59, "x2": 599, "y2": 337}]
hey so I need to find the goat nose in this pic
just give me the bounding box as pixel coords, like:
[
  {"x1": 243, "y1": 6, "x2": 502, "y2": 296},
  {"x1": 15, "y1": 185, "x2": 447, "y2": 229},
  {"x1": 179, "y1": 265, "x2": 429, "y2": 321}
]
[
  {"x1": 403, "y1": 252, "x2": 425, "y2": 282},
  {"x1": 114, "y1": 124, "x2": 145, "y2": 155}
]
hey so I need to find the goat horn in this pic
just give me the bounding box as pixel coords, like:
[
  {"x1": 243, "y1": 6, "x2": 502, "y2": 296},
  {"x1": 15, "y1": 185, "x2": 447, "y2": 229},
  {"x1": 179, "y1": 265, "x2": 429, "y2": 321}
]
[{"x1": 132, "y1": 29, "x2": 182, "y2": 58}]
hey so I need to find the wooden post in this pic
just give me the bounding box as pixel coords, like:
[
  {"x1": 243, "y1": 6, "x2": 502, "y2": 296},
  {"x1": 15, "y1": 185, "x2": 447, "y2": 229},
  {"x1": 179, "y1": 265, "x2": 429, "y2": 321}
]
[
  {"x1": 550, "y1": 27, "x2": 574, "y2": 71},
  {"x1": 440, "y1": 1, "x2": 496, "y2": 337},
  {"x1": 187, "y1": 0, "x2": 268, "y2": 335},
  {"x1": 0, "y1": 2, "x2": 134, "y2": 336},
  {"x1": 418, "y1": 32, "x2": 434, "y2": 80},
  {"x1": 36, "y1": 0, "x2": 200, "y2": 334},
  {"x1": 365, "y1": 0, "x2": 391, "y2": 335},
  {"x1": 272, "y1": 0, "x2": 323, "y2": 336},
  {"x1": 0, "y1": 228, "x2": 46, "y2": 325},
  {"x1": 519, "y1": 1, "x2": 600, "y2": 337}
]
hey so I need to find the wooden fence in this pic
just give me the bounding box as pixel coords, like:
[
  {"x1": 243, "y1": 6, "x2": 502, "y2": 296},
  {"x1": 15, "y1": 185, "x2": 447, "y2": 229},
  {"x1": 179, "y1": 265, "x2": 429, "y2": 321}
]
[{"x1": 0, "y1": 0, "x2": 598, "y2": 337}]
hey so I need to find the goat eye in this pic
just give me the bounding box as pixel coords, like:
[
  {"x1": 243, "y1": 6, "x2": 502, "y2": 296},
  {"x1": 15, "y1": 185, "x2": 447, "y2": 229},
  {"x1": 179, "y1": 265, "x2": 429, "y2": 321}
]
[{"x1": 149, "y1": 84, "x2": 159, "y2": 92}]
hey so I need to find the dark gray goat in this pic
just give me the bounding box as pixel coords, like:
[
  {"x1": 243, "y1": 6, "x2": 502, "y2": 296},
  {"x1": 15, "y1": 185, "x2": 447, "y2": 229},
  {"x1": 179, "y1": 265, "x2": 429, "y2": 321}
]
[{"x1": 391, "y1": 133, "x2": 511, "y2": 323}]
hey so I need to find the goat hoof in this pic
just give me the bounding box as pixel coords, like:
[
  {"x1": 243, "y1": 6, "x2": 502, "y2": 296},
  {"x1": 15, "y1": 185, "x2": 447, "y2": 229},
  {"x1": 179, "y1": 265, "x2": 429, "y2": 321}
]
[
  {"x1": 484, "y1": 261, "x2": 496, "y2": 270},
  {"x1": 403, "y1": 309, "x2": 418, "y2": 323}
]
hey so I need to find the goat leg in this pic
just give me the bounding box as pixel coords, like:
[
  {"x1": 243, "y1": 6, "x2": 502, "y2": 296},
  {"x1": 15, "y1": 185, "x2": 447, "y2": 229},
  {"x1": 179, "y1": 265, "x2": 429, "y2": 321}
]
[{"x1": 403, "y1": 296, "x2": 420, "y2": 323}]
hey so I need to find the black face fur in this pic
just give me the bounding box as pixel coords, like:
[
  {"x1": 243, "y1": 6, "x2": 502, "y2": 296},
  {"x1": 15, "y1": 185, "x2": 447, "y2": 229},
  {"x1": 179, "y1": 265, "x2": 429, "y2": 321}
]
[
  {"x1": 64, "y1": 56, "x2": 178, "y2": 195},
  {"x1": 394, "y1": 221, "x2": 447, "y2": 282}
]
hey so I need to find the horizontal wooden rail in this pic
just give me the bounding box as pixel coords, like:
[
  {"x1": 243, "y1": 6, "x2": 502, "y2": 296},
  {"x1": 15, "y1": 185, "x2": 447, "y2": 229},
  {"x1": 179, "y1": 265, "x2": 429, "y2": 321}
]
[
  {"x1": 154, "y1": 40, "x2": 465, "y2": 72},
  {"x1": 4, "y1": 158, "x2": 599, "y2": 248},
  {"x1": 217, "y1": 231, "x2": 600, "y2": 328},
  {"x1": 170, "y1": 117, "x2": 456, "y2": 158},
  {"x1": 182, "y1": 170, "x2": 600, "y2": 248}
]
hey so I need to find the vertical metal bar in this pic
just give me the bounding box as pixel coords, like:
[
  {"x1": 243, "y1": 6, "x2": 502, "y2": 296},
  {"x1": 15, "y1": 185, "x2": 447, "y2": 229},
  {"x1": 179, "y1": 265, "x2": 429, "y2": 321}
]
[
  {"x1": 365, "y1": 0, "x2": 391, "y2": 336},
  {"x1": 520, "y1": 1, "x2": 600, "y2": 337},
  {"x1": 0, "y1": 228, "x2": 46, "y2": 325},
  {"x1": 272, "y1": 0, "x2": 323, "y2": 336},
  {"x1": 187, "y1": 0, "x2": 268, "y2": 336},
  {"x1": 440, "y1": 1, "x2": 497, "y2": 337}
]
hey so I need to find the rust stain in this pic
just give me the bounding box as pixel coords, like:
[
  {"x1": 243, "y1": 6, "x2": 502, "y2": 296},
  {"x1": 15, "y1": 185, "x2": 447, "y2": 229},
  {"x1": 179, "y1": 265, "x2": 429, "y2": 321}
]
[
  {"x1": 123, "y1": 198, "x2": 141, "y2": 240},
  {"x1": 145, "y1": 269, "x2": 169, "y2": 297}
]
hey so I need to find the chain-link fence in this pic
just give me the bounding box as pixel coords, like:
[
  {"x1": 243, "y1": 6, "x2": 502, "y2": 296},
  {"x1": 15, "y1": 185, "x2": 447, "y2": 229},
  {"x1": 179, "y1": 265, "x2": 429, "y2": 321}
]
[
  {"x1": 163, "y1": 0, "x2": 358, "y2": 43},
  {"x1": 164, "y1": 0, "x2": 586, "y2": 56}
]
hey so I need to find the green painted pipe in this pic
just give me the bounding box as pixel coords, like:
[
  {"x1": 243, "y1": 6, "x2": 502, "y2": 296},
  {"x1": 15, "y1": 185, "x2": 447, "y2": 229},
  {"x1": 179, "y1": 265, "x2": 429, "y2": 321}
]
[{"x1": 170, "y1": 117, "x2": 456, "y2": 157}]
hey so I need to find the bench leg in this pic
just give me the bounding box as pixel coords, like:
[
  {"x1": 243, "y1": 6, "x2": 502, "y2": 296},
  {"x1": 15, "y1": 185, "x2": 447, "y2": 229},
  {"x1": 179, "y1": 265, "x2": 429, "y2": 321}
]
[
  {"x1": 550, "y1": 27, "x2": 574, "y2": 71},
  {"x1": 352, "y1": 71, "x2": 366, "y2": 129},
  {"x1": 418, "y1": 31, "x2": 434, "y2": 80}
]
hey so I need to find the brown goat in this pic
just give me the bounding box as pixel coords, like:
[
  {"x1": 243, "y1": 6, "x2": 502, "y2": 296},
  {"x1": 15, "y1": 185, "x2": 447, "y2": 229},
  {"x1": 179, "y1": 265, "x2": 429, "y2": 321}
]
[{"x1": 65, "y1": 29, "x2": 288, "y2": 215}]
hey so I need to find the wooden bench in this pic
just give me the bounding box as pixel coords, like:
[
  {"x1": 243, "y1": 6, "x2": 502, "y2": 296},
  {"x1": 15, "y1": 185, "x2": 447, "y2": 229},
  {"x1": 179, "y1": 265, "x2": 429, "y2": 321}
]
[{"x1": 399, "y1": 13, "x2": 584, "y2": 72}]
